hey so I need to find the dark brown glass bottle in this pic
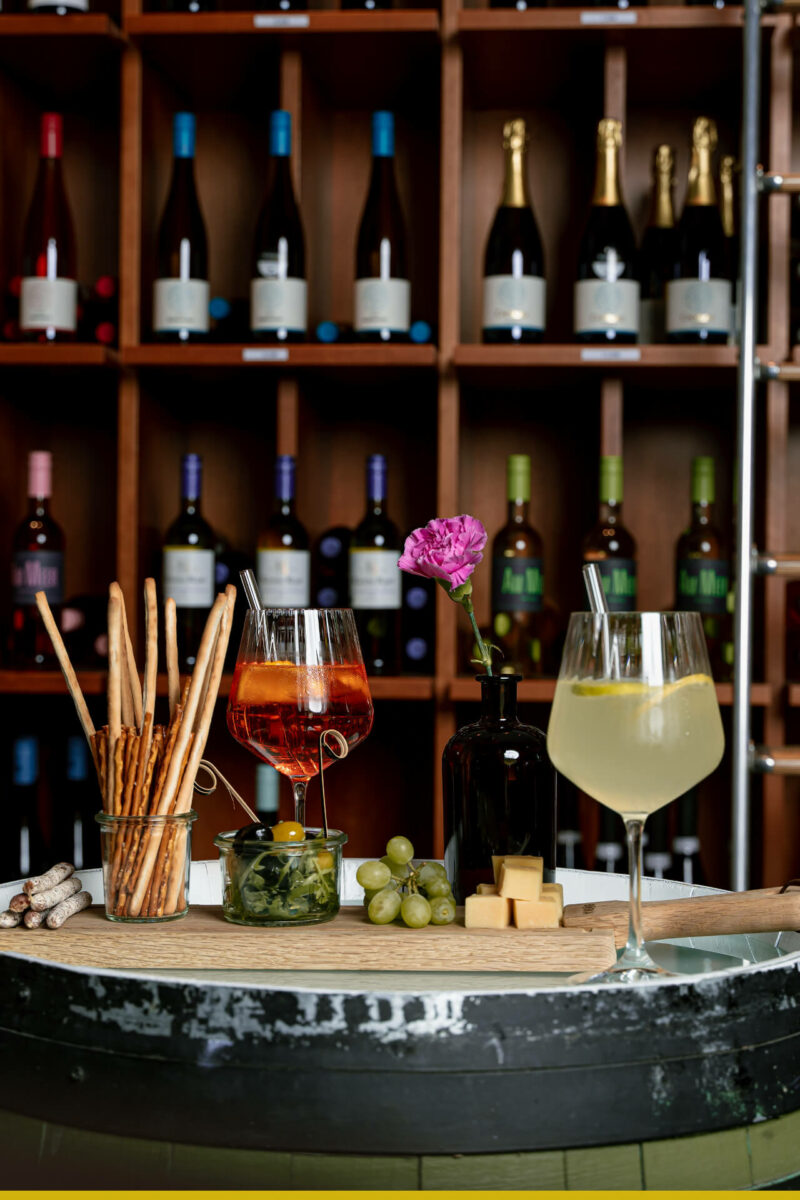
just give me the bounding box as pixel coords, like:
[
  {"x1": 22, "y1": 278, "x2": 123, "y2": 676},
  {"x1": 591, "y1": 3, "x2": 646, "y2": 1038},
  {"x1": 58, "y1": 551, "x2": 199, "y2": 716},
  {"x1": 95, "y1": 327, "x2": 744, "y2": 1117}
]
[
  {"x1": 639, "y1": 144, "x2": 677, "y2": 344},
  {"x1": 9, "y1": 451, "x2": 64, "y2": 667},
  {"x1": 675, "y1": 456, "x2": 729, "y2": 679},
  {"x1": 583, "y1": 455, "x2": 637, "y2": 612},
  {"x1": 491, "y1": 453, "x2": 544, "y2": 677}
]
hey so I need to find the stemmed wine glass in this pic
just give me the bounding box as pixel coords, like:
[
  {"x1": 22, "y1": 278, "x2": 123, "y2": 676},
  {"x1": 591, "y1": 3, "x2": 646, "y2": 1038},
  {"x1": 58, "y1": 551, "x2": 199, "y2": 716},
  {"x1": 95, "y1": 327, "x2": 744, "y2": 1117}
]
[
  {"x1": 227, "y1": 608, "x2": 374, "y2": 825},
  {"x1": 547, "y1": 611, "x2": 725, "y2": 984}
]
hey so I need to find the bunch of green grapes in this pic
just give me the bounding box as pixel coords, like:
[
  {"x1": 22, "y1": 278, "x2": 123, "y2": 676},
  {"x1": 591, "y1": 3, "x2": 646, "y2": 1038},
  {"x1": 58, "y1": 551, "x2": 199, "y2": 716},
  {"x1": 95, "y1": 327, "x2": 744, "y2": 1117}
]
[{"x1": 355, "y1": 837, "x2": 457, "y2": 928}]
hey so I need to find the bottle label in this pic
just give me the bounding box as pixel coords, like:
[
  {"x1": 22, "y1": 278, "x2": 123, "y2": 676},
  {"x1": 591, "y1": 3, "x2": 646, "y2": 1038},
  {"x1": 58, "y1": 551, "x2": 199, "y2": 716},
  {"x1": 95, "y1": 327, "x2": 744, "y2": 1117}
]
[
  {"x1": 163, "y1": 547, "x2": 215, "y2": 608},
  {"x1": 13, "y1": 737, "x2": 38, "y2": 787},
  {"x1": 676, "y1": 558, "x2": 729, "y2": 614},
  {"x1": 666, "y1": 279, "x2": 732, "y2": 336},
  {"x1": 639, "y1": 297, "x2": 666, "y2": 344},
  {"x1": 492, "y1": 556, "x2": 544, "y2": 613},
  {"x1": 154, "y1": 279, "x2": 210, "y2": 334},
  {"x1": 354, "y1": 279, "x2": 410, "y2": 334},
  {"x1": 482, "y1": 275, "x2": 546, "y2": 332},
  {"x1": 574, "y1": 279, "x2": 639, "y2": 337},
  {"x1": 349, "y1": 549, "x2": 402, "y2": 609},
  {"x1": 256, "y1": 548, "x2": 311, "y2": 607},
  {"x1": 250, "y1": 278, "x2": 307, "y2": 333},
  {"x1": 29, "y1": 0, "x2": 89, "y2": 8},
  {"x1": 12, "y1": 551, "x2": 64, "y2": 605},
  {"x1": 20, "y1": 278, "x2": 78, "y2": 333},
  {"x1": 673, "y1": 836, "x2": 700, "y2": 856},
  {"x1": 586, "y1": 557, "x2": 636, "y2": 612}
]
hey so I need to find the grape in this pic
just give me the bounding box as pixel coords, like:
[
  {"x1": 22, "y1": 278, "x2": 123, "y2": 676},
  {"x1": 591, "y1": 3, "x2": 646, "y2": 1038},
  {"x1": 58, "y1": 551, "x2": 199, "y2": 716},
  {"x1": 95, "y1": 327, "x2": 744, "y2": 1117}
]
[
  {"x1": 430, "y1": 895, "x2": 456, "y2": 925},
  {"x1": 415, "y1": 863, "x2": 442, "y2": 889},
  {"x1": 381, "y1": 855, "x2": 410, "y2": 879},
  {"x1": 385, "y1": 836, "x2": 415, "y2": 865},
  {"x1": 368, "y1": 889, "x2": 402, "y2": 925},
  {"x1": 425, "y1": 877, "x2": 452, "y2": 899},
  {"x1": 401, "y1": 894, "x2": 432, "y2": 929},
  {"x1": 357, "y1": 860, "x2": 392, "y2": 891}
]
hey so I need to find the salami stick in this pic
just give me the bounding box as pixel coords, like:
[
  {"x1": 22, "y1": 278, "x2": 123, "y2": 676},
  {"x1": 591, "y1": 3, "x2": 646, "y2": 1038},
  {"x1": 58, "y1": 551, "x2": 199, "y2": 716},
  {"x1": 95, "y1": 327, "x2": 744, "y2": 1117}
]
[
  {"x1": 0, "y1": 911, "x2": 21, "y2": 928},
  {"x1": 8, "y1": 893, "x2": 30, "y2": 913},
  {"x1": 24, "y1": 908, "x2": 52, "y2": 929},
  {"x1": 23, "y1": 862, "x2": 74, "y2": 895},
  {"x1": 46, "y1": 890, "x2": 91, "y2": 928},
  {"x1": 30, "y1": 876, "x2": 82, "y2": 912}
]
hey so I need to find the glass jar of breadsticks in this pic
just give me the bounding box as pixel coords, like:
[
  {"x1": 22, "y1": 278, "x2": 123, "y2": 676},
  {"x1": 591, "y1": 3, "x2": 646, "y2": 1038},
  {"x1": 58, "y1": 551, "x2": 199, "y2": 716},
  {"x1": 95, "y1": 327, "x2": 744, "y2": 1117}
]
[{"x1": 35, "y1": 577, "x2": 237, "y2": 922}]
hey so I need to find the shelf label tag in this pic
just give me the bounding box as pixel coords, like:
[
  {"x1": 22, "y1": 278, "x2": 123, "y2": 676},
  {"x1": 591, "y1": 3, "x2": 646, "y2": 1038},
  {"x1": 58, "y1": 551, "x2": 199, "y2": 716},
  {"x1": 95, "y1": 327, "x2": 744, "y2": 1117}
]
[
  {"x1": 242, "y1": 347, "x2": 290, "y2": 362},
  {"x1": 253, "y1": 13, "x2": 310, "y2": 27},
  {"x1": 580, "y1": 347, "x2": 641, "y2": 363},
  {"x1": 580, "y1": 10, "x2": 637, "y2": 23}
]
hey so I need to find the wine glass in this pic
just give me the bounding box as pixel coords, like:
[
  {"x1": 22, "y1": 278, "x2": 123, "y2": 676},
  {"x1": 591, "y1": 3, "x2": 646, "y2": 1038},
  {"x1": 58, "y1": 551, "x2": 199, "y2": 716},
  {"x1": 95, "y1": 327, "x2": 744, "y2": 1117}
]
[
  {"x1": 227, "y1": 608, "x2": 374, "y2": 825},
  {"x1": 547, "y1": 611, "x2": 725, "y2": 984}
]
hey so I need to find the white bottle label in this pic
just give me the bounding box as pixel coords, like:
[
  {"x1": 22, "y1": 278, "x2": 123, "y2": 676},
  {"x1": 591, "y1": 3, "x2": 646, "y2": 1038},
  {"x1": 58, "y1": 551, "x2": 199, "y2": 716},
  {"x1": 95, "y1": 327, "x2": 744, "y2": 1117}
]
[
  {"x1": 29, "y1": 0, "x2": 89, "y2": 9},
  {"x1": 154, "y1": 279, "x2": 210, "y2": 334},
  {"x1": 163, "y1": 548, "x2": 215, "y2": 608},
  {"x1": 574, "y1": 279, "x2": 639, "y2": 337},
  {"x1": 350, "y1": 549, "x2": 402, "y2": 610},
  {"x1": 250, "y1": 278, "x2": 307, "y2": 333},
  {"x1": 666, "y1": 279, "x2": 732, "y2": 336},
  {"x1": 256, "y1": 548, "x2": 310, "y2": 607},
  {"x1": 354, "y1": 279, "x2": 410, "y2": 334},
  {"x1": 482, "y1": 275, "x2": 546, "y2": 332},
  {"x1": 20, "y1": 277, "x2": 78, "y2": 333}
]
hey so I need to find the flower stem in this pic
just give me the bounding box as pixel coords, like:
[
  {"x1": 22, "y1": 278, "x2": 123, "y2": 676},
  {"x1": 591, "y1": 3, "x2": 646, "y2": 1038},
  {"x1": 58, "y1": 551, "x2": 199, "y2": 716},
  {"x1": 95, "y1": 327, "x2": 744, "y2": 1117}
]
[{"x1": 462, "y1": 596, "x2": 493, "y2": 676}]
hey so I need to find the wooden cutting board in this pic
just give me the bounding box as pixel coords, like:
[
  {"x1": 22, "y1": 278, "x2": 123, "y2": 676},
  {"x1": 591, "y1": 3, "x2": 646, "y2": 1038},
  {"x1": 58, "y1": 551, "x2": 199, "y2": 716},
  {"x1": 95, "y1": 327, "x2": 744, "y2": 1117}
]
[{"x1": 0, "y1": 905, "x2": 617, "y2": 974}]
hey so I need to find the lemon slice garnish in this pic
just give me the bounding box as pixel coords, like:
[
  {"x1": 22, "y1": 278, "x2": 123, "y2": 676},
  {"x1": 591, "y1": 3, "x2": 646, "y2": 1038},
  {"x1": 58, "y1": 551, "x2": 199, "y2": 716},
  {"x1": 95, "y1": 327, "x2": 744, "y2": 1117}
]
[{"x1": 572, "y1": 674, "x2": 713, "y2": 698}]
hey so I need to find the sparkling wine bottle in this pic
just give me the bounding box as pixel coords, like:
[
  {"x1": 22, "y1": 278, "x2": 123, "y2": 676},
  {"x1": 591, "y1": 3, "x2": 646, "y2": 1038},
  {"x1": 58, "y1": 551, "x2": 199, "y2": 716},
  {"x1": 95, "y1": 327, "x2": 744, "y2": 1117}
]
[
  {"x1": 491, "y1": 454, "x2": 545, "y2": 678},
  {"x1": 667, "y1": 117, "x2": 732, "y2": 345},
  {"x1": 675, "y1": 456, "x2": 729, "y2": 678},
  {"x1": 162, "y1": 454, "x2": 215, "y2": 670},
  {"x1": 583, "y1": 455, "x2": 637, "y2": 612},
  {"x1": 9, "y1": 451, "x2": 65, "y2": 668},
  {"x1": 574, "y1": 118, "x2": 639, "y2": 344},
  {"x1": 482, "y1": 118, "x2": 546, "y2": 344},
  {"x1": 720, "y1": 153, "x2": 740, "y2": 339},
  {"x1": 639, "y1": 145, "x2": 677, "y2": 344},
  {"x1": 250, "y1": 111, "x2": 307, "y2": 343},
  {"x1": 349, "y1": 454, "x2": 401, "y2": 675},
  {"x1": 20, "y1": 114, "x2": 78, "y2": 344},
  {"x1": 354, "y1": 113, "x2": 410, "y2": 343},
  {"x1": 256, "y1": 455, "x2": 310, "y2": 607},
  {"x1": 153, "y1": 113, "x2": 209, "y2": 343}
]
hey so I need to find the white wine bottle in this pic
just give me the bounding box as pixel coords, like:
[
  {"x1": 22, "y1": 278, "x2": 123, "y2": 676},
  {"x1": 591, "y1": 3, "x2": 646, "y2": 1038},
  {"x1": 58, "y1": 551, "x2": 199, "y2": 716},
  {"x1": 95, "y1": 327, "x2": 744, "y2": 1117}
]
[
  {"x1": 250, "y1": 111, "x2": 306, "y2": 343},
  {"x1": 354, "y1": 113, "x2": 410, "y2": 343}
]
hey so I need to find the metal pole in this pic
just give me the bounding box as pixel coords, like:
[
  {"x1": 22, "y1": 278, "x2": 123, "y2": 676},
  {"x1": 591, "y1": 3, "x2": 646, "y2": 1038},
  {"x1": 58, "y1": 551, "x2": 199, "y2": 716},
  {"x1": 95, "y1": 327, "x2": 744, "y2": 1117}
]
[{"x1": 731, "y1": 0, "x2": 762, "y2": 891}]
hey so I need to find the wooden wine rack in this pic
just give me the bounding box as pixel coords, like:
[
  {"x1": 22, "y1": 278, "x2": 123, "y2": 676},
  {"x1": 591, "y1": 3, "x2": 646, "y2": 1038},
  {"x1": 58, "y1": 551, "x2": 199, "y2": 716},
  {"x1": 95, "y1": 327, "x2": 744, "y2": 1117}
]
[{"x1": 0, "y1": 0, "x2": 797, "y2": 883}]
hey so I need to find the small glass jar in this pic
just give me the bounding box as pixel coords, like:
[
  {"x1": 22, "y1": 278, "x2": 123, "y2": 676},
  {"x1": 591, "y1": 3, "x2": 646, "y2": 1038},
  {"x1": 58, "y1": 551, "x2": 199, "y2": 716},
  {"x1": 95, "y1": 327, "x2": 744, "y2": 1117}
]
[
  {"x1": 95, "y1": 810, "x2": 198, "y2": 923},
  {"x1": 214, "y1": 828, "x2": 347, "y2": 927}
]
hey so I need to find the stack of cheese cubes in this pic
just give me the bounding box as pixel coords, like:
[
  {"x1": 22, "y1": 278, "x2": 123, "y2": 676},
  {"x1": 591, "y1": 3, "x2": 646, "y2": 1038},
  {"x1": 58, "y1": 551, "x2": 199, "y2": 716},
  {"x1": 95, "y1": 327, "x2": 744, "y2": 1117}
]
[{"x1": 464, "y1": 855, "x2": 564, "y2": 930}]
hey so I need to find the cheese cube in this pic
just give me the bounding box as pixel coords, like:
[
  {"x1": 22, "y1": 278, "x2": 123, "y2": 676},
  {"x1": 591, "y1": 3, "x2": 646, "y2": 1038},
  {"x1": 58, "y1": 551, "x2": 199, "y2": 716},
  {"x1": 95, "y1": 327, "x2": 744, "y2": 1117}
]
[
  {"x1": 491, "y1": 855, "x2": 505, "y2": 884},
  {"x1": 542, "y1": 882, "x2": 564, "y2": 918},
  {"x1": 498, "y1": 858, "x2": 543, "y2": 901},
  {"x1": 465, "y1": 893, "x2": 511, "y2": 929},
  {"x1": 476, "y1": 882, "x2": 498, "y2": 895},
  {"x1": 492, "y1": 854, "x2": 544, "y2": 884},
  {"x1": 513, "y1": 894, "x2": 561, "y2": 930}
]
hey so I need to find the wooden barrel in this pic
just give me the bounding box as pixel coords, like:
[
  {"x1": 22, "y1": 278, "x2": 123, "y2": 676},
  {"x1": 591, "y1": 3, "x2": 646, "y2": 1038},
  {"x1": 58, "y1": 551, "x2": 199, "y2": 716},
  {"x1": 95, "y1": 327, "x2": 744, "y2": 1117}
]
[{"x1": 1, "y1": 868, "x2": 798, "y2": 1189}]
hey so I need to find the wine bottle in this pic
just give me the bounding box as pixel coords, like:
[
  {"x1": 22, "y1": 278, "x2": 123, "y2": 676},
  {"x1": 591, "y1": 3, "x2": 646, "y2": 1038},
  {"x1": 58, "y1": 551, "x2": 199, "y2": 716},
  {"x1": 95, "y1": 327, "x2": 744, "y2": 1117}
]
[
  {"x1": 256, "y1": 455, "x2": 310, "y2": 607},
  {"x1": 583, "y1": 455, "x2": 637, "y2": 612},
  {"x1": 491, "y1": 454, "x2": 545, "y2": 677},
  {"x1": 675, "y1": 456, "x2": 729, "y2": 678},
  {"x1": 312, "y1": 526, "x2": 351, "y2": 608},
  {"x1": 27, "y1": 0, "x2": 87, "y2": 18},
  {"x1": 482, "y1": 118, "x2": 546, "y2": 344},
  {"x1": 354, "y1": 113, "x2": 410, "y2": 343},
  {"x1": 9, "y1": 451, "x2": 65, "y2": 668},
  {"x1": 8, "y1": 736, "x2": 46, "y2": 880},
  {"x1": 595, "y1": 806, "x2": 625, "y2": 873},
  {"x1": 153, "y1": 113, "x2": 209, "y2": 343},
  {"x1": 719, "y1": 154, "x2": 740, "y2": 340},
  {"x1": 401, "y1": 572, "x2": 435, "y2": 675},
  {"x1": 643, "y1": 807, "x2": 672, "y2": 880},
  {"x1": 667, "y1": 117, "x2": 732, "y2": 344},
  {"x1": 574, "y1": 118, "x2": 639, "y2": 344},
  {"x1": 250, "y1": 111, "x2": 306, "y2": 343},
  {"x1": 666, "y1": 789, "x2": 706, "y2": 886},
  {"x1": 162, "y1": 454, "x2": 215, "y2": 670},
  {"x1": 639, "y1": 145, "x2": 677, "y2": 344},
  {"x1": 256, "y1": 762, "x2": 281, "y2": 824},
  {"x1": 20, "y1": 114, "x2": 78, "y2": 344},
  {"x1": 556, "y1": 782, "x2": 586, "y2": 872},
  {"x1": 349, "y1": 454, "x2": 401, "y2": 675},
  {"x1": 53, "y1": 734, "x2": 95, "y2": 870}
]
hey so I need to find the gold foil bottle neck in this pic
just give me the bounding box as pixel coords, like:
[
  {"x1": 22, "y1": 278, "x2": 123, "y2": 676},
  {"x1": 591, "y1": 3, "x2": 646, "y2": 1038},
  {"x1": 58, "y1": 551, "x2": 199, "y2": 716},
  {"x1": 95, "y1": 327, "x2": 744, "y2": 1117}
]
[
  {"x1": 501, "y1": 117, "x2": 530, "y2": 208},
  {"x1": 597, "y1": 118, "x2": 623, "y2": 151},
  {"x1": 650, "y1": 144, "x2": 675, "y2": 229},
  {"x1": 592, "y1": 117, "x2": 623, "y2": 207},
  {"x1": 687, "y1": 116, "x2": 718, "y2": 207},
  {"x1": 503, "y1": 118, "x2": 528, "y2": 154},
  {"x1": 720, "y1": 154, "x2": 736, "y2": 238},
  {"x1": 692, "y1": 116, "x2": 718, "y2": 155}
]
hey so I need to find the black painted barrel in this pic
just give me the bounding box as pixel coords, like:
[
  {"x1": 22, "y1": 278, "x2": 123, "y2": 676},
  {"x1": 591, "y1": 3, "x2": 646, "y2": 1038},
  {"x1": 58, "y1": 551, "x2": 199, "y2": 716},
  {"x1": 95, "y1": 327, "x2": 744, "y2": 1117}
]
[{"x1": 1, "y1": 868, "x2": 799, "y2": 1189}]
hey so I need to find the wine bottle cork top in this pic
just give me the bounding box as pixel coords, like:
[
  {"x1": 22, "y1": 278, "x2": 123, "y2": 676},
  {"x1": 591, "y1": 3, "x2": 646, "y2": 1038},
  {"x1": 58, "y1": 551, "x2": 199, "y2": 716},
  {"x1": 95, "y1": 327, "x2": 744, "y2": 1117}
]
[
  {"x1": 692, "y1": 116, "x2": 718, "y2": 153},
  {"x1": 597, "y1": 118, "x2": 622, "y2": 148},
  {"x1": 503, "y1": 118, "x2": 528, "y2": 152},
  {"x1": 654, "y1": 144, "x2": 675, "y2": 177}
]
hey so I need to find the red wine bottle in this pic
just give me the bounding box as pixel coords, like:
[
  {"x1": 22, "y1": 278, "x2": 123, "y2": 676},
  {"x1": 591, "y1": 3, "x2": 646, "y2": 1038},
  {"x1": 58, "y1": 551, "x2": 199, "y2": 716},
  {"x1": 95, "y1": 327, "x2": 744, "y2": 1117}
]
[
  {"x1": 162, "y1": 454, "x2": 215, "y2": 670},
  {"x1": 20, "y1": 114, "x2": 78, "y2": 344},
  {"x1": 153, "y1": 113, "x2": 209, "y2": 343},
  {"x1": 250, "y1": 111, "x2": 306, "y2": 343},
  {"x1": 9, "y1": 451, "x2": 65, "y2": 668},
  {"x1": 354, "y1": 113, "x2": 410, "y2": 343}
]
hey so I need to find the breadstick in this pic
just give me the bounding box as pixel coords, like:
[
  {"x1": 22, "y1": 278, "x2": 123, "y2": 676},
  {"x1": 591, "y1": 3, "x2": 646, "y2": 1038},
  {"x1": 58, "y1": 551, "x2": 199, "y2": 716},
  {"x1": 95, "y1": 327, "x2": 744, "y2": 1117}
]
[
  {"x1": 165, "y1": 597, "x2": 180, "y2": 720},
  {"x1": 23, "y1": 908, "x2": 52, "y2": 929},
  {"x1": 30, "y1": 876, "x2": 82, "y2": 912},
  {"x1": 0, "y1": 911, "x2": 21, "y2": 928},
  {"x1": 112, "y1": 581, "x2": 143, "y2": 729},
  {"x1": 23, "y1": 862, "x2": 74, "y2": 895},
  {"x1": 8, "y1": 893, "x2": 30, "y2": 913},
  {"x1": 111, "y1": 585, "x2": 135, "y2": 729},
  {"x1": 142, "y1": 578, "x2": 158, "y2": 736},
  {"x1": 107, "y1": 589, "x2": 122, "y2": 813},
  {"x1": 34, "y1": 591, "x2": 96, "y2": 753},
  {"x1": 46, "y1": 890, "x2": 91, "y2": 928}
]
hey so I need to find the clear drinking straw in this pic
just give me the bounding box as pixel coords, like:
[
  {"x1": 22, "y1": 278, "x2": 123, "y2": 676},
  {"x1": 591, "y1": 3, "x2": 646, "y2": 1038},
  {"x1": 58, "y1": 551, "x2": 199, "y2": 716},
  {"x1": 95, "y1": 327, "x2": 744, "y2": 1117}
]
[
  {"x1": 582, "y1": 562, "x2": 613, "y2": 676},
  {"x1": 240, "y1": 568, "x2": 264, "y2": 613}
]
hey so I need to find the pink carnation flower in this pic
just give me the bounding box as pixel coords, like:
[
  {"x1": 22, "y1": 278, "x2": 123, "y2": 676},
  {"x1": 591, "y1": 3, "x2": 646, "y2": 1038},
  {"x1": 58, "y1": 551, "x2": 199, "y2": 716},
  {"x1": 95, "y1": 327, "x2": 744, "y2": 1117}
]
[{"x1": 398, "y1": 515, "x2": 487, "y2": 590}]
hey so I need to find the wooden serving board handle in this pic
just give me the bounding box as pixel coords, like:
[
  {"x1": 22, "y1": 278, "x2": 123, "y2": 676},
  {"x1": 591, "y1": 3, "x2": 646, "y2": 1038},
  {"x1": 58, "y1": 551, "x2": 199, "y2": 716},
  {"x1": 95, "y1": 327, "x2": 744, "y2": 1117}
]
[{"x1": 563, "y1": 887, "x2": 800, "y2": 949}]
